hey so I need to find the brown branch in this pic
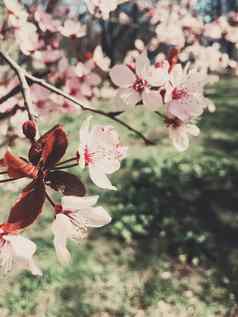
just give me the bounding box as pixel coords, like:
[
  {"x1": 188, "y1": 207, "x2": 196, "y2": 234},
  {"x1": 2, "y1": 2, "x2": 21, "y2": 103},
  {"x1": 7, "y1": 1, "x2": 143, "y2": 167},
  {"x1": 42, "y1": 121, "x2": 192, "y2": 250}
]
[
  {"x1": 0, "y1": 51, "x2": 33, "y2": 121},
  {"x1": 0, "y1": 85, "x2": 21, "y2": 105},
  {"x1": 84, "y1": 107, "x2": 154, "y2": 145},
  {"x1": 0, "y1": 51, "x2": 154, "y2": 145},
  {"x1": 25, "y1": 73, "x2": 154, "y2": 145}
]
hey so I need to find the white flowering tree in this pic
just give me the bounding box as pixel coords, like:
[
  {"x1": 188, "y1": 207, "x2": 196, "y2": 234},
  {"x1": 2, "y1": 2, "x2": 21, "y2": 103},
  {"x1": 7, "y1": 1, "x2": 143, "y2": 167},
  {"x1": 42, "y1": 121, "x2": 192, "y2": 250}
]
[{"x1": 0, "y1": 0, "x2": 235, "y2": 275}]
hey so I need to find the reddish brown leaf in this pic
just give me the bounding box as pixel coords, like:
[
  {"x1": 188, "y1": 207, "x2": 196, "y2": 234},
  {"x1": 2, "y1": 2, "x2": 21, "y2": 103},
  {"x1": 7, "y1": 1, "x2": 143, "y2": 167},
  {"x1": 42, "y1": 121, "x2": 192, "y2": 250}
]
[
  {"x1": 29, "y1": 125, "x2": 68, "y2": 169},
  {"x1": 4, "y1": 150, "x2": 38, "y2": 178},
  {"x1": 7, "y1": 176, "x2": 46, "y2": 230},
  {"x1": 45, "y1": 170, "x2": 86, "y2": 196}
]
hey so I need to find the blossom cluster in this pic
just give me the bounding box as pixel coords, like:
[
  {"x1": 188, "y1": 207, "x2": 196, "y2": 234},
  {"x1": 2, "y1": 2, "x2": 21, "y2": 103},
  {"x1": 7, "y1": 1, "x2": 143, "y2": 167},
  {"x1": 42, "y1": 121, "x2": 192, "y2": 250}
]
[
  {"x1": 0, "y1": 0, "x2": 228, "y2": 149},
  {"x1": 0, "y1": 117, "x2": 127, "y2": 275},
  {"x1": 110, "y1": 51, "x2": 214, "y2": 151},
  {"x1": 0, "y1": 0, "x2": 224, "y2": 275}
]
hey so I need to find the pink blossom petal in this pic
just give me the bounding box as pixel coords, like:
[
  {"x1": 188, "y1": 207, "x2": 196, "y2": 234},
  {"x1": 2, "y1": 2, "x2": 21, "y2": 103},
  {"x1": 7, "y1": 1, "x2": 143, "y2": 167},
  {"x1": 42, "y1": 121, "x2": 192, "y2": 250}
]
[
  {"x1": 116, "y1": 88, "x2": 141, "y2": 107},
  {"x1": 110, "y1": 65, "x2": 136, "y2": 88},
  {"x1": 168, "y1": 95, "x2": 204, "y2": 122},
  {"x1": 146, "y1": 67, "x2": 169, "y2": 87},
  {"x1": 142, "y1": 90, "x2": 163, "y2": 111},
  {"x1": 135, "y1": 51, "x2": 150, "y2": 78}
]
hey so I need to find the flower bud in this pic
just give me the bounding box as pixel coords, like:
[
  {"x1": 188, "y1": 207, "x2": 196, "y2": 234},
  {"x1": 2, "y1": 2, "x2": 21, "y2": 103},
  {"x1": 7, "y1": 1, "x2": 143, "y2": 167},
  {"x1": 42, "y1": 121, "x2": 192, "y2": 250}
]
[{"x1": 22, "y1": 120, "x2": 37, "y2": 140}]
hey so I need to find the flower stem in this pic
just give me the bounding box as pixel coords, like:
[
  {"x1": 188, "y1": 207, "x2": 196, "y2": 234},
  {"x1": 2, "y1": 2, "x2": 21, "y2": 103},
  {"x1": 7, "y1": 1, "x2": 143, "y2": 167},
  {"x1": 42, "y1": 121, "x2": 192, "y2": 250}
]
[
  {"x1": 56, "y1": 156, "x2": 78, "y2": 166},
  {"x1": 45, "y1": 191, "x2": 56, "y2": 208}
]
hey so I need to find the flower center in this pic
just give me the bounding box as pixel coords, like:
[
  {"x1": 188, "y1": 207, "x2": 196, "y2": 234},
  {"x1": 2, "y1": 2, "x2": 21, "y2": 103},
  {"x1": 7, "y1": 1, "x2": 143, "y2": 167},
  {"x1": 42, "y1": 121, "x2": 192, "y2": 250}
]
[
  {"x1": 172, "y1": 88, "x2": 188, "y2": 100},
  {"x1": 84, "y1": 146, "x2": 93, "y2": 165},
  {"x1": 133, "y1": 78, "x2": 147, "y2": 93},
  {"x1": 165, "y1": 117, "x2": 182, "y2": 129}
]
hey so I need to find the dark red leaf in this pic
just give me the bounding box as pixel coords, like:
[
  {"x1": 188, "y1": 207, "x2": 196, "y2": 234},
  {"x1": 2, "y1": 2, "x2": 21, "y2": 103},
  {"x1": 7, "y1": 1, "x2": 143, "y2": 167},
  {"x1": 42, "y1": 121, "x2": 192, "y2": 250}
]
[
  {"x1": 29, "y1": 125, "x2": 68, "y2": 169},
  {"x1": 45, "y1": 170, "x2": 86, "y2": 196},
  {"x1": 4, "y1": 150, "x2": 38, "y2": 178},
  {"x1": 7, "y1": 176, "x2": 46, "y2": 230}
]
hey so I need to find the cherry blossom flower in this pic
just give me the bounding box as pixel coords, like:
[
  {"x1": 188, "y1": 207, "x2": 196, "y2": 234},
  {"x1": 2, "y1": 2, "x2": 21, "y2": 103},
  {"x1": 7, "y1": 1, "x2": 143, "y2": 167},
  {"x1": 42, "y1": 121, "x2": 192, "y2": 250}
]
[
  {"x1": 3, "y1": 0, "x2": 28, "y2": 21},
  {"x1": 14, "y1": 21, "x2": 39, "y2": 55},
  {"x1": 34, "y1": 6, "x2": 60, "y2": 33},
  {"x1": 32, "y1": 47, "x2": 62, "y2": 67},
  {"x1": 52, "y1": 195, "x2": 111, "y2": 264},
  {"x1": 79, "y1": 116, "x2": 127, "y2": 190},
  {"x1": 165, "y1": 65, "x2": 212, "y2": 122},
  {"x1": 165, "y1": 115, "x2": 200, "y2": 152},
  {"x1": 59, "y1": 20, "x2": 86, "y2": 38},
  {"x1": 110, "y1": 51, "x2": 166, "y2": 109},
  {"x1": 0, "y1": 227, "x2": 42, "y2": 275}
]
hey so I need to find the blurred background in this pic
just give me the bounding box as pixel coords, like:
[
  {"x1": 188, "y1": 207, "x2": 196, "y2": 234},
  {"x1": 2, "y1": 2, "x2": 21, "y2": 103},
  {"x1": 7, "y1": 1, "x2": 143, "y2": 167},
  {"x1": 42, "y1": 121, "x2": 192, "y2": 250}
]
[{"x1": 0, "y1": 0, "x2": 238, "y2": 316}]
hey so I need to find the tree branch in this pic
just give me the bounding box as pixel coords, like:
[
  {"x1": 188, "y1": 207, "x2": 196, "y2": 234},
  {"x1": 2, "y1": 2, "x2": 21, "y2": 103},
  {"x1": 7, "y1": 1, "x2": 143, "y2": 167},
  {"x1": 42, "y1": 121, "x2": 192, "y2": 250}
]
[
  {"x1": 0, "y1": 51, "x2": 33, "y2": 121},
  {"x1": 0, "y1": 51, "x2": 154, "y2": 145},
  {"x1": 25, "y1": 74, "x2": 154, "y2": 145},
  {"x1": 0, "y1": 85, "x2": 21, "y2": 105}
]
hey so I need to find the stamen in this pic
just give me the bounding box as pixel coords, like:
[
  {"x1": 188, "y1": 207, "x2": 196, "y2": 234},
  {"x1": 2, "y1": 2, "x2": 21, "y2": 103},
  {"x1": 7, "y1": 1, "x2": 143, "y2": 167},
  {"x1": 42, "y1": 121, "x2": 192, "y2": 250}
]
[
  {"x1": 133, "y1": 78, "x2": 147, "y2": 93},
  {"x1": 51, "y1": 163, "x2": 79, "y2": 170},
  {"x1": 45, "y1": 192, "x2": 56, "y2": 208},
  {"x1": 56, "y1": 155, "x2": 79, "y2": 166},
  {"x1": 172, "y1": 88, "x2": 188, "y2": 100}
]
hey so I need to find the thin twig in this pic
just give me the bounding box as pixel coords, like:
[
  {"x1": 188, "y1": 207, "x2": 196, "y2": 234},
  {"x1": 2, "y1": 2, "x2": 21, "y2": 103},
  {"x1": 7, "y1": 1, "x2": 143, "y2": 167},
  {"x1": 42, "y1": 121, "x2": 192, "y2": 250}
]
[
  {"x1": 0, "y1": 85, "x2": 21, "y2": 105},
  {"x1": 0, "y1": 50, "x2": 33, "y2": 121},
  {"x1": 155, "y1": 111, "x2": 166, "y2": 120},
  {"x1": 25, "y1": 73, "x2": 154, "y2": 144},
  {"x1": 84, "y1": 107, "x2": 155, "y2": 145}
]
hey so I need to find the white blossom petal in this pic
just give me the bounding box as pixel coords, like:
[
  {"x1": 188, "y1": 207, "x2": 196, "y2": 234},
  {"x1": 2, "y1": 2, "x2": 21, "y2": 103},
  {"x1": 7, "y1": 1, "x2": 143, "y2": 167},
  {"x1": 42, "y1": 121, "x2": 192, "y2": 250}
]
[
  {"x1": 94, "y1": 158, "x2": 120, "y2": 174},
  {"x1": 89, "y1": 165, "x2": 117, "y2": 190},
  {"x1": 146, "y1": 67, "x2": 169, "y2": 87},
  {"x1": 135, "y1": 51, "x2": 150, "y2": 78},
  {"x1": 186, "y1": 124, "x2": 200, "y2": 136},
  {"x1": 5, "y1": 235, "x2": 36, "y2": 261},
  {"x1": 169, "y1": 126, "x2": 189, "y2": 152},
  {"x1": 76, "y1": 206, "x2": 111, "y2": 228},
  {"x1": 2, "y1": 235, "x2": 42, "y2": 276},
  {"x1": 52, "y1": 214, "x2": 73, "y2": 265},
  {"x1": 62, "y1": 195, "x2": 99, "y2": 210},
  {"x1": 170, "y1": 64, "x2": 184, "y2": 86}
]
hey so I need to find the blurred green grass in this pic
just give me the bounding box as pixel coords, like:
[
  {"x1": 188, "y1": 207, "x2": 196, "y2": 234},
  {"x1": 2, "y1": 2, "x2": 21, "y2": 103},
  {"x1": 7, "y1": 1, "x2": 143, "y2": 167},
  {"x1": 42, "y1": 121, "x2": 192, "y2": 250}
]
[{"x1": 0, "y1": 78, "x2": 238, "y2": 316}]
